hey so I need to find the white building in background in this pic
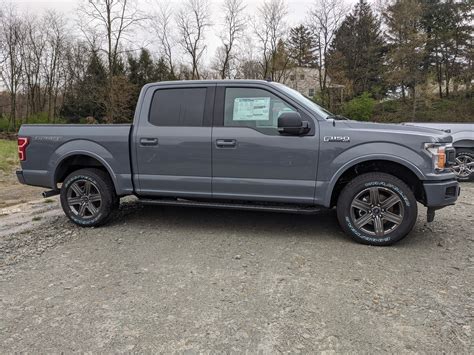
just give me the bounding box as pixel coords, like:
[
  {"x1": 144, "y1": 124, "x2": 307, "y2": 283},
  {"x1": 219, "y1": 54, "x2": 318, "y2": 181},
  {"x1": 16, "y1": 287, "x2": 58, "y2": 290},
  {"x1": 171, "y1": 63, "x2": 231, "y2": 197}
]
[
  {"x1": 280, "y1": 67, "x2": 321, "y2": 98},
  {"x1": 278, "y1": 66, "x2": 344, "y2": 100}
]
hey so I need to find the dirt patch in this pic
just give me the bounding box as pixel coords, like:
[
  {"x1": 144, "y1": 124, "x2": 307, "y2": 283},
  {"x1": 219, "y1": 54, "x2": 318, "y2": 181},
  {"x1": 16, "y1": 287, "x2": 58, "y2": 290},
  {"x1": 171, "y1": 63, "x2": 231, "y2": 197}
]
[
  {"x1": 0, "y1": 132, "x2": 17, "y2": 140},
  {"x1": 0, "y1": 176, "x2": 44, "y2": 208}
]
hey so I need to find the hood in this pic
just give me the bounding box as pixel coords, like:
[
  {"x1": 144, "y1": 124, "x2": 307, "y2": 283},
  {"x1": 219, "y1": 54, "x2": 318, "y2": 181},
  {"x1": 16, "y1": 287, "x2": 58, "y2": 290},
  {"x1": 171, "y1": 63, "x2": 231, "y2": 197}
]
[{"x1": 343, "y1": 120, "x2": 453, "y2": 143}]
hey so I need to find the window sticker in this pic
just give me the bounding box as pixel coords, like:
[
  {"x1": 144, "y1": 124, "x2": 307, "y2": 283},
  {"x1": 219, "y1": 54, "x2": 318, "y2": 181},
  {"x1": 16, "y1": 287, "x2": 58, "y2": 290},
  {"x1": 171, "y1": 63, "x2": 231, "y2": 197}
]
[{"x1": 233, "y1": 97, "x2": 270, "y2": 121}]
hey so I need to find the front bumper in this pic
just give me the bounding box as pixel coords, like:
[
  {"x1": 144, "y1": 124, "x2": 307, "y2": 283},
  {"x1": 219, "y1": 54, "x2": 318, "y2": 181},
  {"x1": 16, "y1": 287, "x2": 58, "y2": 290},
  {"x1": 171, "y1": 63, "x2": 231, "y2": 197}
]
[
  {"x1": 423, "y1": 179, "x2": 460, "y2": 208},
  {"x1": 16, "y1": 170, "x2": 26, "y2": 185}
]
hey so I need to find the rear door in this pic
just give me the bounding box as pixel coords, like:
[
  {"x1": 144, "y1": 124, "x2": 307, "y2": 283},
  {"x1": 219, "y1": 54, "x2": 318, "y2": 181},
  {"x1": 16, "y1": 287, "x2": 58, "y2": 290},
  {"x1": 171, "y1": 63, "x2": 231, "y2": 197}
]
[
  {"x1": 134, "y1": 84, "x2": 215, "y2": 198},
  {"x1": 211, "y1": 84, "x2": 319, "y2": 204}
]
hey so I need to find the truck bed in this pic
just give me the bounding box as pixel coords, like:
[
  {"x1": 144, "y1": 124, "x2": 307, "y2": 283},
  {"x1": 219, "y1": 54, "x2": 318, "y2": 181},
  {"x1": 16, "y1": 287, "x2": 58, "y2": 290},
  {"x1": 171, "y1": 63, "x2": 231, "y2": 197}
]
[{"x1": 18, "y1": 124, "x2": 133, "y2": 194}]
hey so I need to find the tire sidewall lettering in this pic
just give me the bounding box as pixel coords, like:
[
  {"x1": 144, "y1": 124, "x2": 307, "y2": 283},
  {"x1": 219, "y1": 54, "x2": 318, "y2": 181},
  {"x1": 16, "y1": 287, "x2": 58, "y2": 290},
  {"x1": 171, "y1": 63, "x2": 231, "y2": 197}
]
[{"x1": 363, "y1": 181, "x2": 410, "y2": 207}]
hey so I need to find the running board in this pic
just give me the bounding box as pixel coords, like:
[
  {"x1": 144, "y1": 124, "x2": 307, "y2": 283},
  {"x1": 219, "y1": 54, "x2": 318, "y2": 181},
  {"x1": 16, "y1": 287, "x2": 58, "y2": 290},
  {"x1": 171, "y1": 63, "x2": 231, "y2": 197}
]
[{"x1": 139, "y1": 198, "x2": 324, "y2": 215}]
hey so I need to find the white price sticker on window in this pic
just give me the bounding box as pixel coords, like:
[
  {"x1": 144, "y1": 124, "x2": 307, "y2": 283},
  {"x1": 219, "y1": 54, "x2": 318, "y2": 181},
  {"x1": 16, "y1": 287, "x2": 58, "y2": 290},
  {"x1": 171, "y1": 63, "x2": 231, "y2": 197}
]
[{"x1": 233, "y1": 97, "x2": 270, "y2": 121}]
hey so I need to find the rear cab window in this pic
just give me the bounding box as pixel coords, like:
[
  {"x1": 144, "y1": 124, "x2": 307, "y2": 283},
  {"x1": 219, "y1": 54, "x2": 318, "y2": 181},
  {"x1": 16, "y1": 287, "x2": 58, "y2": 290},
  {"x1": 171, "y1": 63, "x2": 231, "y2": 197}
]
[{"x1": 149, "y1": 88, "x2": 207, "y2": 127}]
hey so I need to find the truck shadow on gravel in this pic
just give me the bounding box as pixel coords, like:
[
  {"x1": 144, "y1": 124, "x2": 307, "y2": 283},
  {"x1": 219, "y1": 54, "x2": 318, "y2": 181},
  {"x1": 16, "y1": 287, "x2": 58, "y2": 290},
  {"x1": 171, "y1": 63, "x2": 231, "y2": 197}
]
[
  {"x1": 111, "y1": 202, "x2": 346, "y2": 238},
  {"x1": 108, "y1": 201, "x2": 432, "y2": 248}
]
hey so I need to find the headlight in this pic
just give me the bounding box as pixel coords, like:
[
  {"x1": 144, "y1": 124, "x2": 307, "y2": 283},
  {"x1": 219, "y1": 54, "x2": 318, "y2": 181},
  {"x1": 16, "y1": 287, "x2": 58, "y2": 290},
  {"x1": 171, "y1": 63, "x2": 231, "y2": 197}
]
[{"x1": 424, "y1": 143, "x2": 448, "y2": 171}]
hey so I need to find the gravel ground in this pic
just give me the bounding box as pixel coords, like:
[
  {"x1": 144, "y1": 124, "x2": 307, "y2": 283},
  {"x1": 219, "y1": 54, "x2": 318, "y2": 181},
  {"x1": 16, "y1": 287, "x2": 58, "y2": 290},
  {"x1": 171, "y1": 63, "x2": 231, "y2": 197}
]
[{"x1": 0, "y1": 183, "x2": 473, "y2": 353}]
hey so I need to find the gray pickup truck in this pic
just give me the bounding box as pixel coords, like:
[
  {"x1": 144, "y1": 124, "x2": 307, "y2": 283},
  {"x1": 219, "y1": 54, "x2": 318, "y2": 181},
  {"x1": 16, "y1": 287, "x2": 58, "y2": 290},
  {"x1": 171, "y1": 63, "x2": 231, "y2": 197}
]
[{"x1": 16, "y1": 80, "x2": 460, "y2": 246}]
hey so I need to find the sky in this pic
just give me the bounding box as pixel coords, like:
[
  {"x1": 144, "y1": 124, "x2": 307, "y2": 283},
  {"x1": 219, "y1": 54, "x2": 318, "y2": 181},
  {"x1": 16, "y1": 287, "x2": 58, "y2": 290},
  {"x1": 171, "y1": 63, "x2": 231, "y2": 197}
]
[{"x1": 11, "y1": 0, "x2": 366, "y2": 66}]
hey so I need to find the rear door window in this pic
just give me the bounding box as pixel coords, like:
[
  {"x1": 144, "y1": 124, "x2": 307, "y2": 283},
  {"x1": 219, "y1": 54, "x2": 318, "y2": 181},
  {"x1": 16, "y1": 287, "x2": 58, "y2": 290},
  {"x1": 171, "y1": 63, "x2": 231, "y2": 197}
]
[{"x1": 149, "y1": 88, "x2": 207, "y2": 126}]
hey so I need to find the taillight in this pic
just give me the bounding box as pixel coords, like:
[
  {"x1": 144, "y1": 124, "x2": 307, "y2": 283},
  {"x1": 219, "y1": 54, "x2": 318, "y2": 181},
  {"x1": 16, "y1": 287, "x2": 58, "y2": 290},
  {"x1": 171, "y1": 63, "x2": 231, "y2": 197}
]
[{"x1": 18, "y1": 137, "x2": 29, "y2": 161}]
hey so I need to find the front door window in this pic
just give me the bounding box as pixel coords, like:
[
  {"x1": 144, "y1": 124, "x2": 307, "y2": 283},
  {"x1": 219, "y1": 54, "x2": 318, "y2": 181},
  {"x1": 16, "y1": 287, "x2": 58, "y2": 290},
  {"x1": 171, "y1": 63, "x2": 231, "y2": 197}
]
[{"x1": 224, "y1": 88, "x2": 296, "y2": 135}]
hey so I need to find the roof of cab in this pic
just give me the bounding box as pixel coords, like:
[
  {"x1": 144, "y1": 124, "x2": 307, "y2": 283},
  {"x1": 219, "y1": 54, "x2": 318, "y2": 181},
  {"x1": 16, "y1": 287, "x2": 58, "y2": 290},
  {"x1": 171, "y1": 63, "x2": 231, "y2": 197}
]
[{"x1": 147, "y1": 79, "x2": 274, "y2": 86}]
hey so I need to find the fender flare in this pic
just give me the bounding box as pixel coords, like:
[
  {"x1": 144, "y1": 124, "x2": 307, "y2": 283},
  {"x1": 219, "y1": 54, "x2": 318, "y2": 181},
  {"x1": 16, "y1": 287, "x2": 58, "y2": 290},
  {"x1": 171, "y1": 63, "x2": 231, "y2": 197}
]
[
  {"x1": 453, "y1": 139, "x2": 474, "y2": 149},
  {"x1": 323, "y1": 154, "x2": 425, "y2": 207},
  {"x1": 49, "y1": 140, "x2": 119, "y2": 193}
]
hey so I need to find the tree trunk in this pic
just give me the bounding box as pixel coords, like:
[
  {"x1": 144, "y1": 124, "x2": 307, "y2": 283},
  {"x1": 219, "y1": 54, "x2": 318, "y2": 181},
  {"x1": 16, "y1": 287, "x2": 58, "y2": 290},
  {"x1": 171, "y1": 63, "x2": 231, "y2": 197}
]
[
  {"x1": 445, "y1": 67, "x2": 450, "y2": 98},
  {"x1": 9, "y1": 93, "x2": 16, "y2": 132},
  {"x1": 436, "y1": 61, "x2": 442, "y2": 98}
]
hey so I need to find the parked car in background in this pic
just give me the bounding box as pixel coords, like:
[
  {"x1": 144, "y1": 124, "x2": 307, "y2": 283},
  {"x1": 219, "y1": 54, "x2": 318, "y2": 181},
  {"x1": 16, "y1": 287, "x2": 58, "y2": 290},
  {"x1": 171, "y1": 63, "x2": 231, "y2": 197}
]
[
  {"x1": 16, "y1": 80, "x2": 460, "y2": 246},
  {"x1": 404, "y1": 123, "x2": 473, "y2": 181}
]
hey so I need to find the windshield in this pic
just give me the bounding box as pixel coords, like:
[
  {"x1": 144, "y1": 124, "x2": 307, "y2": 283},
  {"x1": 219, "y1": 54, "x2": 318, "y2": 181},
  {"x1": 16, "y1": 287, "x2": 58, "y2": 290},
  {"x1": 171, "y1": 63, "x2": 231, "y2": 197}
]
[{"x1": 272, "y1": 82, "x2": 333, "y2": 119}]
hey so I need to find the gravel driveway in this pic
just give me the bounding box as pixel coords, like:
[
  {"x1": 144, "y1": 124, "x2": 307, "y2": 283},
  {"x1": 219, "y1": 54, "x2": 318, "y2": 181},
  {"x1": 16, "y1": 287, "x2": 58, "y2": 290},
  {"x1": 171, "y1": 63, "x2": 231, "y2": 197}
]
[{"x1": 1, "y1": 183, "x2": 473, "y2": 352}]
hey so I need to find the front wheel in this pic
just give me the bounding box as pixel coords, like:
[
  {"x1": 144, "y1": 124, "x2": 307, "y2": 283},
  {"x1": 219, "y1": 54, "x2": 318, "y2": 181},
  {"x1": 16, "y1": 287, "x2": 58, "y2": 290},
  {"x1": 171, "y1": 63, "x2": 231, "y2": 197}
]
[
  {"x1": 60, "y1": 168, "x2": 117, "y2": 227},
  {"x1": 336, "y1": 173, "x2": 418, "y2": 246}
]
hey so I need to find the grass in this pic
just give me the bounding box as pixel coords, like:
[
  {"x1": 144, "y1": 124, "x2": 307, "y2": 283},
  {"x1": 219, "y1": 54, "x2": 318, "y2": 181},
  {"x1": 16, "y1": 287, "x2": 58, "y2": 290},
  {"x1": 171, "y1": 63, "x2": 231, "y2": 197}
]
[{"x1": 0, "y1": 139, "x2": 18, "y2": 173}]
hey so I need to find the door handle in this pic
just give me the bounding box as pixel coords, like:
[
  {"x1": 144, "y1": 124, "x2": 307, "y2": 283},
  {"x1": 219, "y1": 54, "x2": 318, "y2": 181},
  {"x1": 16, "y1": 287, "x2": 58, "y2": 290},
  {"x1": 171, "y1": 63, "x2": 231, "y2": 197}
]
[
  {"x1": 140, "y1": 137, "x2": 158, "y2": 146},
  {"x1": 216, "y1": 139, "x2": 237, "y2": 148}
]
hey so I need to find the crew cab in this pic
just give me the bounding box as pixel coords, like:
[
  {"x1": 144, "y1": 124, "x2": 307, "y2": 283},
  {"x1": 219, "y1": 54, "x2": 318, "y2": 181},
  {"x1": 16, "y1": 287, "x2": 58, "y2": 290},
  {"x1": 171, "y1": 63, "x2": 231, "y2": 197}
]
[{"x1": 16, "y1": 80, "x2": 460, "y2": 246}]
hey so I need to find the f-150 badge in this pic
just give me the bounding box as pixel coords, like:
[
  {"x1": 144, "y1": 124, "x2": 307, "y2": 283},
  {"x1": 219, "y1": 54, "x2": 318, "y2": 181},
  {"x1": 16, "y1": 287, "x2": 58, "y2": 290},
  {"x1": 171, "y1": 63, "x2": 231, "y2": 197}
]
[{"x1": 324, "y1": 136, "x2": 350, "y2": 142}]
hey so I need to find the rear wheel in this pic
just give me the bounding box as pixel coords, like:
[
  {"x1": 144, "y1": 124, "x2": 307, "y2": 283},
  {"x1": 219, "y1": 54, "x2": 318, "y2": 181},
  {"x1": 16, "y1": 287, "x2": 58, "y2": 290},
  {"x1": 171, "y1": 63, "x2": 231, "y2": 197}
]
[
  {"x1": 60, "y1": 168, "x2": 117, "y2": 227},
  {"x1": 336, "y1": 172, "x2": 418, "y2": 246},
  {"x1": 452, "y1": 149, "x2": 474, "y2": 182}
]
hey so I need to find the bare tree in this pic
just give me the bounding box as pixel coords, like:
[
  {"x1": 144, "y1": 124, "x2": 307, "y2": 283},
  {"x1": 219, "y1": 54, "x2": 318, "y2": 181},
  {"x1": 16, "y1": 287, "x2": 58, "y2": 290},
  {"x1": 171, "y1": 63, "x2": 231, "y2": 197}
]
[
  {"x1": 20, "y1": 15, "x2": 46, "y2": 118},
  {"x1": 308, "y1": 0, "x2": 346, "y2": 103},
  {"x1": 215, "y1": 0, "x2": 247, "y2": 79},
  {"x1": 79, "y1": 0, "x2": 147, "y2": 121},
  {"x1": 0, "y1": 2, "x2": 26, "y2": 130},
  {"x1": 152, "y1": 1, "x2": 176, "y2": 78},
  {"x1": 63, "y1": 40, "x2": 89, "y2": 91},
  {"x1": 176, "y1": 0, "x2": 211, "y2": 79},
  {"x1": 43, "y1": 11, "x2": 68, "y2": 121},
  {"x1": 235, "y1": 35, "x2": 260, "y2": 79},
  {"x1": 253, "y1": 0, "x2": 288, "y2": 80}
]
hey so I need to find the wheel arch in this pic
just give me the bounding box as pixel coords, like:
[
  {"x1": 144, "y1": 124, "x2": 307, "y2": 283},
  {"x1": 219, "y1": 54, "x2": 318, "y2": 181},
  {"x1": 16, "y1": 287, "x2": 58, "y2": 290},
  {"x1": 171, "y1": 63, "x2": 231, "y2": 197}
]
[
  {"x1": 453, "y1": 140, "x2": 474, "y2": 149},
  {"x1": 52, "y1": 151, "x2": 118, "y2": 194},
  {"x1": 327, "y1": 158, "x2": 425, "y2": 208}
]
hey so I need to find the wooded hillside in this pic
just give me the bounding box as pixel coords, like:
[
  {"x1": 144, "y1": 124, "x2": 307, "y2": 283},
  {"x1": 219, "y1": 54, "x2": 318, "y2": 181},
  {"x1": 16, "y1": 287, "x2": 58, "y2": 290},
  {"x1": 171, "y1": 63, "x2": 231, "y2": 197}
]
[{"x1": 0, "y1": 0, "x2": 472, "y2": 131}]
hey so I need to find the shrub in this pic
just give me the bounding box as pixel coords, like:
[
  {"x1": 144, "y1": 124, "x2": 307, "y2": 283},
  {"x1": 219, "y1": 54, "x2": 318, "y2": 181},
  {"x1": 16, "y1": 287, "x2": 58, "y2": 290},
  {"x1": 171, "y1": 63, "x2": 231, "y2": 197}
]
[
  {"x1": 0, "y1": 113, "x2": 66, "y2": 132},
  {"x1": 342, "y1": 92, "x2": 376, "y2": 121},
  {"x1": 0, "y1": 117, "x2": 9, "y2": 132}
]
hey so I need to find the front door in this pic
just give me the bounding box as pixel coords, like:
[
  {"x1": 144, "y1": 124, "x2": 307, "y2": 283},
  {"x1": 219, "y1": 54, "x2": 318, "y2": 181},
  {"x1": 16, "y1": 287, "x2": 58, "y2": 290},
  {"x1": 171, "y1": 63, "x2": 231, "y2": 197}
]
[
  {"x1": 134, "y1": 85, "x2": 214, "y2": 198},
  {"x1": 212, "y1": 85, "x2": 319, "y2": 204}
]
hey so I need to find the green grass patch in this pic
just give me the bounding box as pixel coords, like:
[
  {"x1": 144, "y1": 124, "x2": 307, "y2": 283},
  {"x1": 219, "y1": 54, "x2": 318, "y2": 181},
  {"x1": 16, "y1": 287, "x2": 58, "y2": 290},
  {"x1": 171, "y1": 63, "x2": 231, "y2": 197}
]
[
  {"x1": 0, "y1": 139, "x2": 18, "y2": 173},
  {"x1": 32, "y1": 216, "x2": 42, "y2": 221},
  {"x1": 43, "y1": 198, "x2": 55, "y2": 203}
]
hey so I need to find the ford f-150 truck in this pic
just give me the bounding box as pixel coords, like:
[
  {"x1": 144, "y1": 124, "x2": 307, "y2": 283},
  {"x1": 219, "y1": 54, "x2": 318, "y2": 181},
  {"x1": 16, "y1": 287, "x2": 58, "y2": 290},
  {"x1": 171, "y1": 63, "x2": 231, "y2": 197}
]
[{"x1": 16, "y1": 80, "x2": 460, "y2": 246}]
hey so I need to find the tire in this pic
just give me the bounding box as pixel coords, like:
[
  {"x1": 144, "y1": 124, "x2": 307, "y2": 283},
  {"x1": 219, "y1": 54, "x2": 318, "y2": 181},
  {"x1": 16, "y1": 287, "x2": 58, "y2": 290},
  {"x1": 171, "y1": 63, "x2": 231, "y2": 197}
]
[
  {"x1": 452, "y1": 149, "x2": 474, "y2": 182},
  {"x1": 60, "y1": 168, "x2": 117, "y2": 227},
  {"x1": 336, "y1": 172, "x2": 418, "y2": 246}
]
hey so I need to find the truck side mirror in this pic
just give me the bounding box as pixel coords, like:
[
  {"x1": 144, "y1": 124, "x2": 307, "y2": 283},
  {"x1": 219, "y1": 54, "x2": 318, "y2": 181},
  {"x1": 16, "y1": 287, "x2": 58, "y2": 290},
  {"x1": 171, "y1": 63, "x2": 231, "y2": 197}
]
[{"x1": 278, "y1": 112, "x2": 310, "y2": 136}]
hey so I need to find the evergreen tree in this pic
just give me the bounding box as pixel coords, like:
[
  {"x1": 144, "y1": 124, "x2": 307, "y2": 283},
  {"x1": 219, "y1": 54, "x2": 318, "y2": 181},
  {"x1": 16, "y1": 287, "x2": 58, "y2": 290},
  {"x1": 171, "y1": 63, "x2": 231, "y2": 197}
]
[
  {"x1": 287, "y1": 25, "x2": 317, "y2": 67},
  {"x1": 128, "y1": 48, "x2": 158, "y2": 88},
  {"x1": 327, "y1": 0, "x2": 385, "y2": 98},
  {"x1": 272, "y1": 39, "x2": 292, "y2": 81},
  {"x1": 61, "y1": 50, "x2": 107, "y2": 122},
  {"x1": 384, "y1": 0, "x2": 427, "y2": 119},
  {"x1": 127, "y1": 48, "x2": 175, "y2": 114},
  {"x1": 421, "y1": 0, "x2": 473, "y2": 97}
]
